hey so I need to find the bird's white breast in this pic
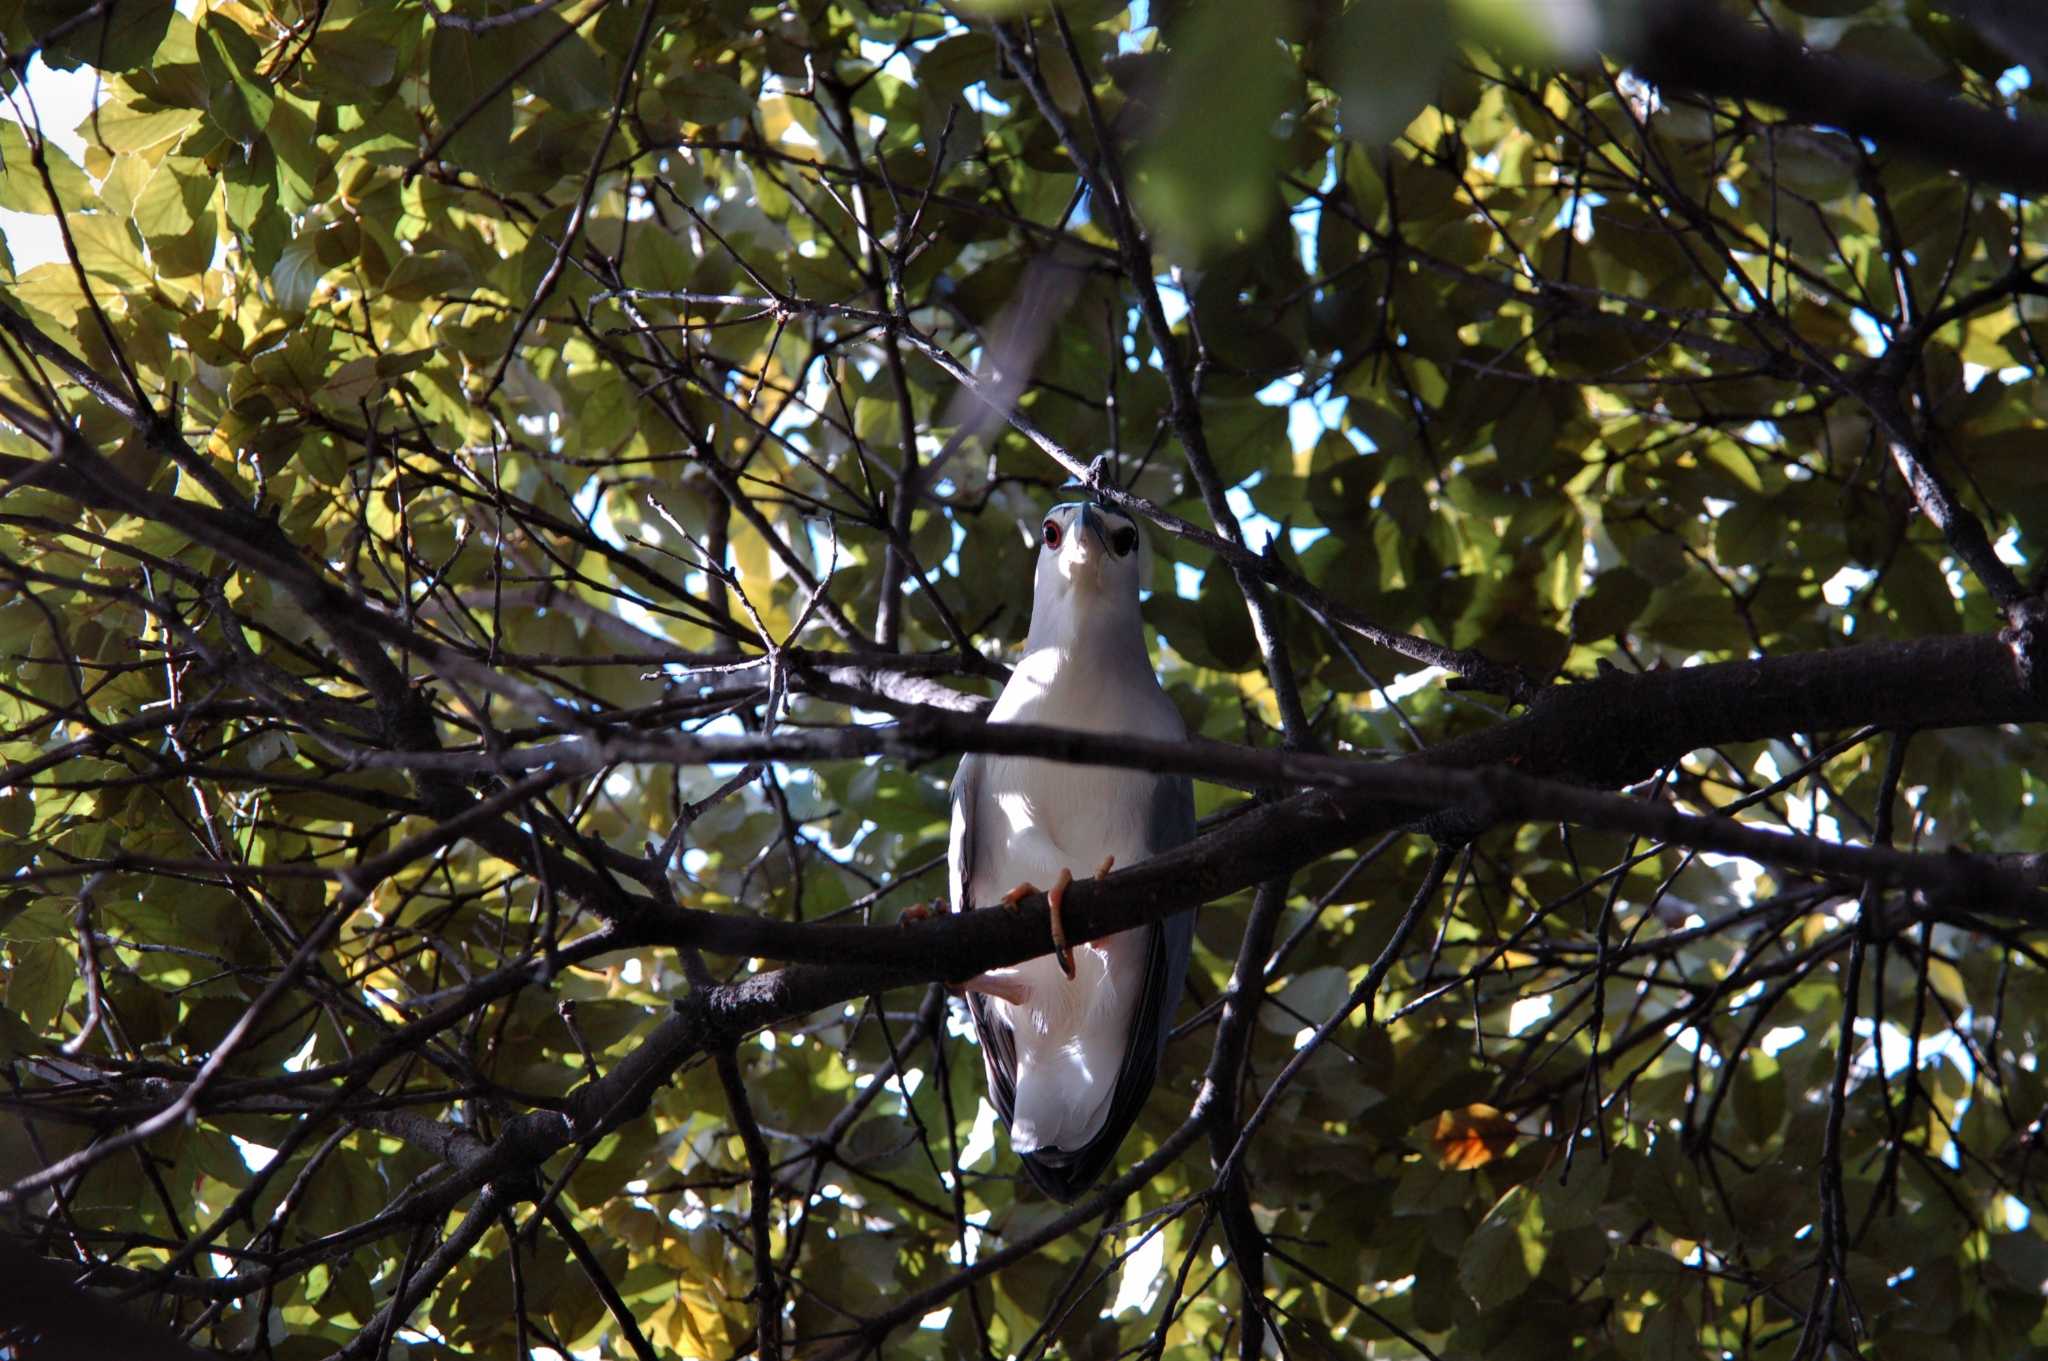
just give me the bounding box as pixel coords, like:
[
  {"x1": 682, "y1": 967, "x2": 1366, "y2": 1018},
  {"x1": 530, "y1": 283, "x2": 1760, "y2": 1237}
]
[
  {"x1": 970, "y1": 645, "x2": 1183, "y2": 899},
  {"x1": 966, "y1": 643, "x2": 1185, "y2": 1153}
]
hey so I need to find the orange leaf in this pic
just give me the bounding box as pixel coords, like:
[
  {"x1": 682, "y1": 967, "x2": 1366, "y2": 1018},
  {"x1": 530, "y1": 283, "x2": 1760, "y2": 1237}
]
[{"x1": 1431, "y1": 1103, "x2": 1518, "y2": 1171}]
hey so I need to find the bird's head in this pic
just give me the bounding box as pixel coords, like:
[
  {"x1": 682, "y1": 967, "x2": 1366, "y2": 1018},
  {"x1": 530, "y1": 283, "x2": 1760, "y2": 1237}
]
[{"x1": 1032, "y1": 501, "x2": 1147, "y2": 612}]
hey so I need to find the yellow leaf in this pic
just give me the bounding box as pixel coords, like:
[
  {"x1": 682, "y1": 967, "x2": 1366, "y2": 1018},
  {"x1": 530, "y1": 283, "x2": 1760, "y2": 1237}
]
[
  {"x1": 648, "y1": 1270, "x2": 732, "y2": 1358},
  {"x1": 1697, "y1": 437, "x2": 1762, "y2": 493},
  {"x1": 10, "y1": 261, "x2": 87, "y2": 330},
  {"x1": 756, "y1": 97, "x2": 818, "y2": 162},
  {"x1": 728, "y1": 523, "x2": 789, "y2": 640},
  {"x1": 69, "y1": 211, "x2": 151, "y2": 285}
]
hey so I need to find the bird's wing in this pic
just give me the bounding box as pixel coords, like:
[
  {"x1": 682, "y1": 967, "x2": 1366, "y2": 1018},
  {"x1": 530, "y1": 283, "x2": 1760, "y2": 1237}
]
[
  {"x1": 952, "y1": 754, "x2": 1026, "y2": 1136},
  {"x1": 1016, "y1": 772, "x2": 1198, "y2": 1202},
  {"x1": 1142, "y1": 771, "x2": 1199, "y2": 1067},
  {"x1": 948, "y1": 752, "x2": 983, "y2": 914}
]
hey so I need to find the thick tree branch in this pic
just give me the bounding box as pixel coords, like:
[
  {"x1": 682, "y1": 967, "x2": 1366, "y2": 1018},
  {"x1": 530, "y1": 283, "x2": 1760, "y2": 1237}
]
[{"x1": 1637, "y1": 0, "x2": 2048, "y2": 197}]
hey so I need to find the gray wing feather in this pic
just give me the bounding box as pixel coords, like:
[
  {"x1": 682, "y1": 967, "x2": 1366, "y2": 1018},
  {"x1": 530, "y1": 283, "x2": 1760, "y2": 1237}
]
[
  {"x1": 1142, "y1": 771, "x2": 1198, "y2": 1074},
  {"x1": 1147, "y1": 770, "x2": 1197, "y2": 852},
  {"x1": 1145, "y1": 771, "x2": 1198, "y2": 1052},
  {"x1": 1016, "y1": 772, "x2": 1197, "y2": 1201}
]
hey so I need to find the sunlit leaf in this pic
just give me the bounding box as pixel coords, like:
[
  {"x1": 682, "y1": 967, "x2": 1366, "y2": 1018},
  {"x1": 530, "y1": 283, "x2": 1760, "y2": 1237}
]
[{"x1": 1430, "y1": 1103, "x2": 1519, "y2": 1170}]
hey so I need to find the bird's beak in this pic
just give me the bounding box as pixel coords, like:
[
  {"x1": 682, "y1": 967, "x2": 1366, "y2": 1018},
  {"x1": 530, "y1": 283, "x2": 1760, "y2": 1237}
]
[{"x1": 1076, "y1": 505, "x2": 1110, "y2": 557}]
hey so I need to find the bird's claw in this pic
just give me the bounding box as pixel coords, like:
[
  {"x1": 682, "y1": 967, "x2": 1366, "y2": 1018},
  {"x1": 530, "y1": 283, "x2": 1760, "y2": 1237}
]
[
  {"x1": 1002, "y1": 869, "x2": 1077, "y2": 980},
  {"x1": 899, "y1": 900, "x2": 941, "y2": 926},
  {"x1": 1046, "y1": 868, "x2": 1075, "y2": 979}
]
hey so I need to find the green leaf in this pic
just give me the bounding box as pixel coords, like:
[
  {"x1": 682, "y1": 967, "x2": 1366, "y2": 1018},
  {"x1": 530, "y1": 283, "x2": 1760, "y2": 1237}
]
[
  {"x1": 1458, "y1": 1184, "x2": 1544, "y2": 1309},
  {"x1": 382, "y1": 249, "x2": 477, "y2": 302},
  {"x1": 5, "y1": 938, "x2": 73, "y2": 1033},
  {"x1": 1879, "y1": 545, "x2": 1961, "y2": 636},
  {"x1": 303, "y1": 14, "x2": 409, "y2": 101},
  {"x1": 267, "y1": 96, "x2": 327, "y2": 215},
  {"x1": 269, "y1": 240, "x2": 326, "y2": 316},
  {"x1": 1262, "y1": 965, "x2": 1352, "y2": 1034},
  {"x1": 223, "y1": 140, "x2": 287, "y2": 276},
  {"x1": 32, "y1": 0, "x2": 175, "y2": 72},
  {"x1": 1326, "y1": 0, "x2": 1453, "y2": 146},
  {"x1": 0, "y1": 792, "x2": 31, "y2": 837},
  {"x1": 841, "y1": 1114, "x2": 918, "y2": 1170},
  {"x1": 662, "y1": 70, "x2": 754, "y2": 126},
  {"x1": 1712, "y1": 497, "x2": 1780, "y2": 570},
  {"x1": 67, "y1": 210, "x2": 150, "y2": 284},
  {"x1": 74, "y1": 95, "x2": 202, "y2": 155},
  {"x1": 526, "y1": 14, "x2": 612, "y2": 114},
  {"x1": 1696, "y1": 436, "x2": 1763, "y2": 493},
  {"x1": 133, "y1": 154, "x2": 216, "y2": 277},
  {"x1": 1623, "y1": 1300, "x2": 1699, "y2": 1359},
  {"x1": 195, "y1": 14, "x2": 274, "y2": 144},
  {"x1": 1572, "y1": 566, "x2": 1652, "y2": 640},
  {"x1": 0, "y1": 118, "x2": 95, "y2": 213},
  {"x1": 1535, "y1": 1152, "x2": 1612, "y2": 1232},
  {"x1": 918, "y1": 33, "x2": 997, "y2": 103},
  {"x1": 1132, "y1": 0, "x2": 1298, "y2": 259},
  {"x1": 429, "y1": 25, "x2": 516, "y2": 165},
  {"x1": 1493, "y1": 387, "x2": 1563, "y2": 478}
]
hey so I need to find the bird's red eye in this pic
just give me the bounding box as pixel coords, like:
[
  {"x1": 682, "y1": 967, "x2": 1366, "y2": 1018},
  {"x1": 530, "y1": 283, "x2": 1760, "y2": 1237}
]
[{"x1": 1042, "y1": 519, "x2": 1061, "y2": 549}]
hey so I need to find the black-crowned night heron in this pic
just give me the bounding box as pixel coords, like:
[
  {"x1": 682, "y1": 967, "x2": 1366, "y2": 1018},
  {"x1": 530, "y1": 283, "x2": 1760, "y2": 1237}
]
[{"x1": 948, "y1": 500, "x2": 1196, "y2": 1201}]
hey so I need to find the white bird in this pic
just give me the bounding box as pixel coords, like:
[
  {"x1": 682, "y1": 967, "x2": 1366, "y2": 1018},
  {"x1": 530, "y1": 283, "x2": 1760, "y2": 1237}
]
[{"x1": 948, "y1": 500, "x2": 1196, "y2": 1201}]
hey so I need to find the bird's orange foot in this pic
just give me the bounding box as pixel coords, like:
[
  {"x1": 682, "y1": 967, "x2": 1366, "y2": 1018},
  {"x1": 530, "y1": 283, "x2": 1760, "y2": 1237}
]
[
  {"x1": 899, "y1": 900, "x2": 941, "y2": 926},
  {"x1": 1002, "y1": 868, "x2": 1076, "y2": 980},
  {"x1": 1095, "y1": 854, "x2": 1115, "y2": 880}
]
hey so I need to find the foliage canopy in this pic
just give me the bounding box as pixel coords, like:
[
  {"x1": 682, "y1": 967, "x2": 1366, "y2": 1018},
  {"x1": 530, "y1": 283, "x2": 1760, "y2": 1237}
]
[{"x1": 2, "y1": 0, "x2": 2047, "y2": 1357}]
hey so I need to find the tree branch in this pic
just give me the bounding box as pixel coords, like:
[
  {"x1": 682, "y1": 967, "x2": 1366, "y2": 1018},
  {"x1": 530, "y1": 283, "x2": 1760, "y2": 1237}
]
[{"x1": 1638, "y1": 0, "x2": 2048, "y2": 197}]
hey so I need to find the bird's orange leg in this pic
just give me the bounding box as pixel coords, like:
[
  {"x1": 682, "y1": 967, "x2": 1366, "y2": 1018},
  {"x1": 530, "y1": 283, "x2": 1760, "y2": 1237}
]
[{"x1": 1003, "y1": 867, "x2": 1076, "y2": 980}]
